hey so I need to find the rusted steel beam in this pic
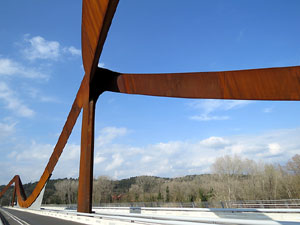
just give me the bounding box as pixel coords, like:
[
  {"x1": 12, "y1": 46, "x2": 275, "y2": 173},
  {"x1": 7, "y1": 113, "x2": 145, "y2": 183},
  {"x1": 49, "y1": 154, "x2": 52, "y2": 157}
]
[
  {"x1": 0, "y1": 75, "x2": 87, "y2": 207},
  {"x1": 0, "y1": 0, "x2": 120, "y2": 211},
  {"x1": 77, "y1": 98, "x2": 96, "y2": 213},
  {"x1": 77, "y1": 0, "x2": 119, "y2": 213},
  {"x1": 2, "y1": 0, "x2": 300, "y2": 216},
  {"x1": 93, "y1": 66, "x2": 300, "y2": 101},
  {"x1": 113, "y1": 66, "x2": 300, "y2": 101},
  {"x1": 0, "y1": 177, "x2": 14, "y2": 199},
  {"x1": 11, "y1": 186, "x2": 16, "y2": 207},
  {"x1": 81, "y1": 0, "x2": 119, "y2": 82}
]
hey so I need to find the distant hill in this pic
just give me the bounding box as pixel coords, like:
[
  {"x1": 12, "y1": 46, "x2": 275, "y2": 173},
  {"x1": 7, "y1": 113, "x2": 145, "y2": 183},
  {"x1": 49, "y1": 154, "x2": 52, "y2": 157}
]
[
  {"x1": 1, "y1": 154, "x2": 299, "y2": 206},
  {"x1": 0, "y1": 174, "x2": 207, "y2": 206}
]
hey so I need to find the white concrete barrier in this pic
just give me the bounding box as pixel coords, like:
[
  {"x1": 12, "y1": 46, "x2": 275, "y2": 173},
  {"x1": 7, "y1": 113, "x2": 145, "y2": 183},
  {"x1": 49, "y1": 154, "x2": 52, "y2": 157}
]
[
  {"x1": 6, "y1": 206, "x2": 300, "y2": 225},
  {"x1": 93, "y1": 206, "x2": 300, "y2": 222}
]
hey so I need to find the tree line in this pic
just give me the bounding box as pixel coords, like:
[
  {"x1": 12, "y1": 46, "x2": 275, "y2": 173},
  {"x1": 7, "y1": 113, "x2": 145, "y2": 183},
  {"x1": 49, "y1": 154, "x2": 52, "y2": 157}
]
[{"x1": 1, "y1": 154, "x2": 299, "y2": 206}]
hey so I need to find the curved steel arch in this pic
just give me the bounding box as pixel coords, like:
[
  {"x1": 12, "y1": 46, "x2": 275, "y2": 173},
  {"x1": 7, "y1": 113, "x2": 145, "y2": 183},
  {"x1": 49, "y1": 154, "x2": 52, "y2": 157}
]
[
  {"x1": 1, "y1": 0, "x2": 300, "y2": 213},
  {"x1": 0, "y1": 77, "x2": 86, "y2": 208}
]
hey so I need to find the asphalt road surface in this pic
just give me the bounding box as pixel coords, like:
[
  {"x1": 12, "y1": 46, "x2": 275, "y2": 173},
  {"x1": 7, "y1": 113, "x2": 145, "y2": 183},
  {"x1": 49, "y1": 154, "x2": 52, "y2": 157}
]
[{"x1": 0, "y1": 207, "x2": 85, "y2": 225}]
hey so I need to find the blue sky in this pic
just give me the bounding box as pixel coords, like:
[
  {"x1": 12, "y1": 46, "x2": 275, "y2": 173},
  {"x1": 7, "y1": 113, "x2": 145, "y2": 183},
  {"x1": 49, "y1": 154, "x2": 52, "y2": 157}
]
[{"x1": 1, "y1": 0, "x2": 300, "y2": 184}]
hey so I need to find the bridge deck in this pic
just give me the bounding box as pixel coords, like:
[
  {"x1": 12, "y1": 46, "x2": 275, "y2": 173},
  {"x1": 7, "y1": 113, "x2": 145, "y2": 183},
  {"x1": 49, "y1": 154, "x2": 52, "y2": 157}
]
[{"x1": 1, "y1": 206, "x2": 299, "y2": 225}]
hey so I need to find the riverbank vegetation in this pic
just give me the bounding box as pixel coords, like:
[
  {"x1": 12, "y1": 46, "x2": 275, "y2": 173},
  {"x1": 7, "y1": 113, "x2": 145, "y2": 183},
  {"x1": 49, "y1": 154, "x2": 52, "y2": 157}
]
[{"x1": 1, "y1": 154, "x2": 299, "y2": 206}]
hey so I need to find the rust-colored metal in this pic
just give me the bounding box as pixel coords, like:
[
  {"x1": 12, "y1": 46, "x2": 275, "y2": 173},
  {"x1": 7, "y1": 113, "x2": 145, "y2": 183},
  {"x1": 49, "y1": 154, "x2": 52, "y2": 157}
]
[
  {"x1": 11, "y1": 186, "x2": 16, "y2": 207},
  {"x1": 77, "y1": 99, "x2": 96, "y2": 213},
  {"x1": 0, "y1": 75, "x2": 87, "y2": 207},
  {"x1": 93, "y1": 66, "x2": 300, "y2": 101},
  {"x1": 81, "y1": 0, "x2": 119, "y2": 82},
  {"x1": 1, "y1": 0, "x2": 300, "y2": 214},
  {"x1": 115, "y1": 66, "x2": 300, "y2": 100},
  {"x1": 77, "y1": 0, "x2": 119, "y2": 213}
]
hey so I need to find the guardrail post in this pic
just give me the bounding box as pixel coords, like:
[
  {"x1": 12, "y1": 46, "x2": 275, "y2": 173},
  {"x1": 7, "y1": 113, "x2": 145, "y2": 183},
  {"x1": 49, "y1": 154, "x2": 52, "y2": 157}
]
[{"x1": 220, "y1": 201, "x2": 224, "y2": 208}]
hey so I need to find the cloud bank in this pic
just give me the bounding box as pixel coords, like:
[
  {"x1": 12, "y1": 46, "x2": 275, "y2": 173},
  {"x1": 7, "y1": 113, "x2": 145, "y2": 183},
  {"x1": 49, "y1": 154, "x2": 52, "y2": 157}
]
[{"x1": 1, "y1": 125, "x2": 298, "y2": 184}]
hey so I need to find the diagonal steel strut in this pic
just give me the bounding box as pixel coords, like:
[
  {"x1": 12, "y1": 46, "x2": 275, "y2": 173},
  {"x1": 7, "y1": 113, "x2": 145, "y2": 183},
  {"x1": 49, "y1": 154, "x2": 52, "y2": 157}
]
[{"x1": 1, "y1": 0, "x2": 300, "y2": 214}]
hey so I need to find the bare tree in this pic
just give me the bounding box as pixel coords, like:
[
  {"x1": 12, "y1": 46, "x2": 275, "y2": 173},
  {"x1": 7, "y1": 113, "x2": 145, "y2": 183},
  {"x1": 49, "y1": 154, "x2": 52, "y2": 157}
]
[
  {"x1": 93, "y1": 176, "x2": 113, "y2": 205},
  {"x1": 128, "y1": 184, "x2": 142, "y2": 202},
  {"x1": 210, "y1": 155, "x2": 245, "y2": 202},
  {"x1": 54, "y1": 179, "x2": 78, "y2": 204},
  {"x1": 286, "y1": 154, "x2": 300, "y2": 198}
]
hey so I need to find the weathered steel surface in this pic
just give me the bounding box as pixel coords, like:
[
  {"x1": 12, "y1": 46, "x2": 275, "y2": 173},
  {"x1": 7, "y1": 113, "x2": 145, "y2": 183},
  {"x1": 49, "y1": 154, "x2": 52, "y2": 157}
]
[
  {"x1": 0, "y1": 75, "x2": 87, "y2": 207},
  {"x1": 11, "y1": 186, "x2": 16, "y2": 207},
  {"x1": 92, "y1": 66, "x2": 300, "y2": 101},
  {"x1": 78, "y1": 0, "x2": 119, "y2": 213},
  {"x1": 1, "y1": 0, "x2": 300, "y2": 215},
  {"x1": 77, "y1": 99, "x2": 96, "y2": 213},
  {"x1": 115, "y1": 66, "x2": 300, "y2": 100},
  {"x1": 0, "y1": 0, "x2": 120, "y2": 212},
  {"x1": 81, "y1": 0, "x2": 119, "y2": 82}
]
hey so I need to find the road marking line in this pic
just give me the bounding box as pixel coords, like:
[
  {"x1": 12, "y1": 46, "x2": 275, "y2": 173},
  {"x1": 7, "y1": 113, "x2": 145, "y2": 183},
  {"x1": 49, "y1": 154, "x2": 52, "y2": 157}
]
[{"x1": 0, "y1": 209, "x2": 30, "y2": 225}]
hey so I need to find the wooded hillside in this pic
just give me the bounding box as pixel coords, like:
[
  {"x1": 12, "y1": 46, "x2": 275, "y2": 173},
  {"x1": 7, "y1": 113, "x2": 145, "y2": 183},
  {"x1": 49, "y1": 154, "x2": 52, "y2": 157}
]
[{"x1": 1, "y1": 154, "x2": 299, "y2": 206}]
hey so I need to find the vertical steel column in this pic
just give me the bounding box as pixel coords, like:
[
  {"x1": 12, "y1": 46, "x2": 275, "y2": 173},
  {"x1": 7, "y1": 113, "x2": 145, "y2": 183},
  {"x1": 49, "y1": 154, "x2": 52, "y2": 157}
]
[
  {"x1": 77, "y1": 96, "x2": 96, "y2": 213},
  {"x1": 11, "y1": 186, "x2": 16, "y2": 207}
]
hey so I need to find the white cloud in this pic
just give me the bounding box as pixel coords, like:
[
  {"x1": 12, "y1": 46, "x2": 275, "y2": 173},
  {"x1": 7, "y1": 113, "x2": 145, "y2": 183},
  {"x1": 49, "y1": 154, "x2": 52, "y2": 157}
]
[
  {"x1": 95, "y1": 154, "x2": 106, "y2": 164},
  {"x1": 0, "y1": 126, "x2": 128, "y2": 183},
  {"x1": 189, "y1": 99, "x2": 251, "y2": 113},
  {"x1": 105, "y1": 153, "x2": 124, "y2": 171},
  {"x1": 201, "y1": 136, "x2": 230, "y2": 148},
  {"x1": 263, "y1": 107, "x2": 273, "y2": 113},
  {"x1": 230, "y1": 144, "x2": 245, "y2": 154},
  {"x1": 0, "y1": 82, "x2": 35, "y2": 117},
  {"x1": 268, "y1": 143, "x2": 281, "y2": 155},
  {"x1": 14, "y1": 141, "x2": 52, "y2": 161},
  {"x1": 0, "y1": 121, "x2": 16, "y2": 140},
  {"x1": 0, "y1": 58, "x2": 48, "y2": 79},
  {"x1": 23, "y1": 36, "x2": 60, "y2": 60},
  {"x1": 98, "y1": 62, "x2": 105, "y2": 67},
  {"x1": 2, "y1": 141, "x2": 81, "y2": 183},
  {"x1": 2, "y1": 126, "x2": 300, "y2": 184},
  {"x1": 190, "y1": 157, "x2": 215, "y2": 168},
  {"x1": 0, "y1": 58, "x2": 18, "y2": 75},
  {"x1": 23, "y1": 35, "x2": 81, "y2": 61},
  {"x1": 152, "y1": 141, "x2": 183, "y2": 155},
  {"x1": 190, "y1": 115, "x2": 229, "y2": 121},
  {"x1": 188, "y1": 99, "x2": 252, "y2": 121},
  {"x1": 95, "y1": 126, "x2": 128, "y2": 147},
  {"x1": 26, "y1": 87, "x2": 58, "y2": 103},
  {"x1": 60, "y1": 144, "x2": 80, "y2": 161},
  {"x1": 64, "y1": 46, "x2": 81, "y2": 56},
  {"x1": 52, "y1": 143, "x2": 81, "y2": 179},
  {"x1": 91, "y1": 127, "x2": 300, "y2": 180},
  {"x1": 141, "y1": 155, "x2": 153, "y2": 163},
  {"x1": 224, "y1": 100, "x2": 253, "y2": 110}
]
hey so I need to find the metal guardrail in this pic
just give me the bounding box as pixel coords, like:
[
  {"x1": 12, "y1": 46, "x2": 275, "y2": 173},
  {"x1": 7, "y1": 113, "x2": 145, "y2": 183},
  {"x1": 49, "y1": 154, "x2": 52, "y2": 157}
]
[
  {"x1": 229, "y1": 199, "x2": 300, "y2": 209},
  {"x1": 42, "y1": 199, "x2": 300, "y2": 211},
  {"x1": 40, "y1": 208, "x2": 299, "y2": 225},
  {"x1": 75, "y1": 199, "x2": 300, "y2": 209},
  {"x1": 92, "y1": 206, "x2": 300, "y2": 213}
]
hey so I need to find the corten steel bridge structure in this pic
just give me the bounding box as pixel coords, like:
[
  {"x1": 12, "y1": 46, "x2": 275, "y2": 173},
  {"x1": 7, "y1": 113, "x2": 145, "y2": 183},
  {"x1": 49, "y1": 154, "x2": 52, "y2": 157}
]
[{"x1": 1, "y1": 0, "x2": 300, "y2": 214}]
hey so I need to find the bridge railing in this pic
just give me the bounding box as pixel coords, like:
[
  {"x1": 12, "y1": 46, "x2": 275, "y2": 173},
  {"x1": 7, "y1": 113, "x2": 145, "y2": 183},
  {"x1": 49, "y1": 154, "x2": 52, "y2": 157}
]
[
  {"x1": 33, "y1": 207, "x2": 300, "y2": 225},
  {"x1": 93, "y1": 199, "x2": 300, "y2": 209},
  {"x1": 228, "y1": 199, "x2": 300, "y2": 209},
  {"x1": 42, "y1": 199, "x2": 300, "y2": 209}
]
